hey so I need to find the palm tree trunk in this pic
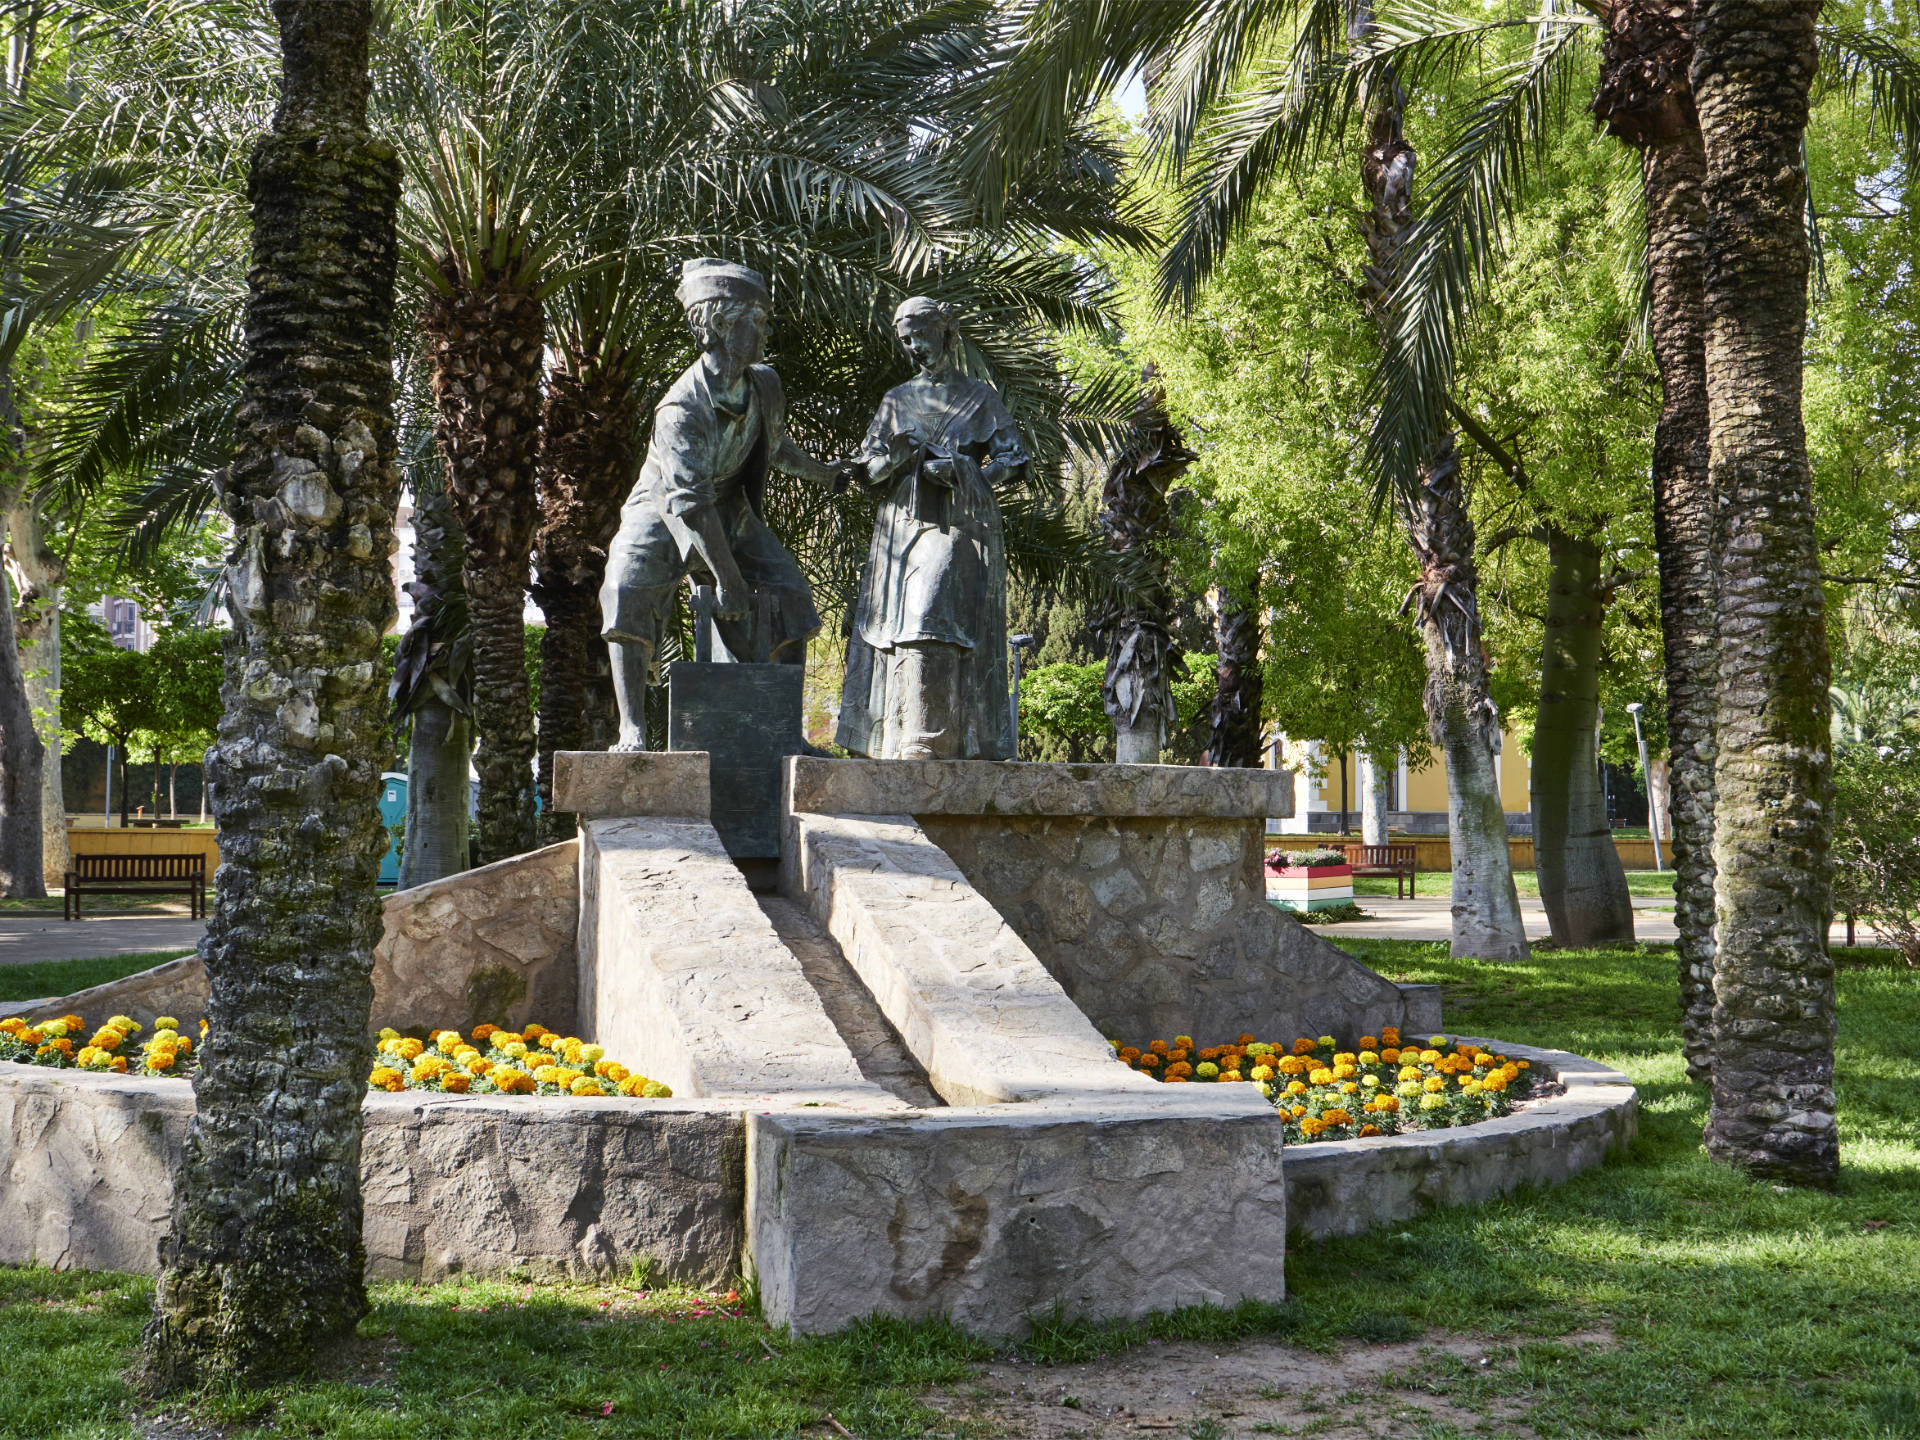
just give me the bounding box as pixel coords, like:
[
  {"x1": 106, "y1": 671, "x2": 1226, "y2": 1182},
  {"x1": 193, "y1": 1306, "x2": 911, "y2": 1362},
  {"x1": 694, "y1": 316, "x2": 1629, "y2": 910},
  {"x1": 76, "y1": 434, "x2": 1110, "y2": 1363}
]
[
  {"x1": 422, "y1": 279, "x2": 543, "y2": 865},
  {"x1": 1355, "y1": 58, "x2": 1528, "y2": 961},
  {"x1": 400, "y1": 698, "x2": 471, "y2": 888},
  {"x1": 7, "y1": 495, "x2": 68, "y2": 886},
  {"x1": 1593, "y1": 0, "x2": 1721, "y2": 1082},
  {"x1": 532, "y1": 354, "x2": 635, "y2": 841},
  {"x1": 0, "y1": 499, "x2": 44, "y2": 898},
  {"x1": 1208, "y1": 580, "x2": 1263, "y2": 767},
  {"x1": 1532, "y1": 526, "x2": 1635, "y2": 944},
  {"x1": 145, "y1": 0, "x2": 399, "y2": 1385},
  {"x1": 1692, "y1": 0, "x2": 1836, "y2": 1187}
]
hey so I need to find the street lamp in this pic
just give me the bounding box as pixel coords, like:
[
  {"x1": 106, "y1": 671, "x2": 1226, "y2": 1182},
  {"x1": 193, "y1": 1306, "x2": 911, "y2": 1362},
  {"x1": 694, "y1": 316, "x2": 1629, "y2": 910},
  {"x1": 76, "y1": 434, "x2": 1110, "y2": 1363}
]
[
  {"x1": 1008, "y1": 634, "x2": 1035, "y2": 753},
  {"x1": 1626, "y1": 702, "x2": 1663, "y2": 872}
]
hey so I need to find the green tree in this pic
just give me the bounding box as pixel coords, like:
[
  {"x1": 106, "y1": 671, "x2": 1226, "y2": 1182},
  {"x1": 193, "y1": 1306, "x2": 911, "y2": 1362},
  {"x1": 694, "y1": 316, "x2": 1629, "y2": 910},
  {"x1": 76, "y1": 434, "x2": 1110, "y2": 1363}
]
[
  {"x1": 59, "y1": 621, "x2": 156, "y2": 828},
  {"x1": 144, "y1": 0, "x2": 401, "y2": 1384}
]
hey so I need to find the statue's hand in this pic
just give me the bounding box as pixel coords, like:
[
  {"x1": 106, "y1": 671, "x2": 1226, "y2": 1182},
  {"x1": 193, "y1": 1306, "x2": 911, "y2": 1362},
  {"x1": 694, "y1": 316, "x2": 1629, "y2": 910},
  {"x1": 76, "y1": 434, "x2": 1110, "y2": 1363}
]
[
  {"x1": 921, "y1": 456, "x2": 955, "y2": 483},
  {"x1": 714, "y1": 582, "x2": 750, "y2": 620},
  {"x1": 830, "y1": 459, "x2": 862, "y2": 496}
]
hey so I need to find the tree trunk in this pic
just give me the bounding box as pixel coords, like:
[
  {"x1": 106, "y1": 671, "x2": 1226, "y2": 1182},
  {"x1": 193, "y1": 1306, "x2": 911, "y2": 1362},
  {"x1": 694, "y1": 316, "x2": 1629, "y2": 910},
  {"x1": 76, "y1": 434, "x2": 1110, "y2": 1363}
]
[
  {"x1": 400, "y1": 698, "x2": 471, "y2": 888},
  {"x1": 1592, "y1": 0, "x2": 1722, "y2": 1084},
  {"x1": 1208, "y1": 582, "x2": 1264, "y2": 767},
  {"x1": 1693, "y1": 0, "x2": 1836, "y2": 1186},
  {"x1": 7, "y1": 496, "x2": 67, "y2": 885},
  {"x1": 1353, "y1": 42, "x2": 1529, "y2": 961},
  {"x1": 145, "y1": 0, "x2": 399, "y2": 1385},
  {"x1": 1648, "y1": 755, "x2": 1671, "y2": 842},
  {"x1": 532, "y1": 355, "x2": 635, "y2": 841},
  {"x1": 1359, "y1": 749, "x2": 1390, "y2": 845},
  {"x1": 422, "y1": 277, "x2": 543, "y2": 865},
  {"x1": 1532, "y1": 526, "x2": 1636, "y2": 944},
  {"x1": 0, "y1": 505, "x2": 44, "y2": 898},
  {"x1": 1099, "y1": 387, "x2": 1193, "y2": 765}
]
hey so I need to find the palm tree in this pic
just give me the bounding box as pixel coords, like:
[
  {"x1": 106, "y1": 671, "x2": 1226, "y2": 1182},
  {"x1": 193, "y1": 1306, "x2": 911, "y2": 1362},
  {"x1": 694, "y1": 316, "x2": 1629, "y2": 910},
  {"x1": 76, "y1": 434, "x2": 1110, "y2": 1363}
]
[
  {"x1": 1691, "y1": 0, "x2": 1836, "y2": 1188},
  {"x1": 144, "y1": 0, "x2": 399, "y2": 1384}
]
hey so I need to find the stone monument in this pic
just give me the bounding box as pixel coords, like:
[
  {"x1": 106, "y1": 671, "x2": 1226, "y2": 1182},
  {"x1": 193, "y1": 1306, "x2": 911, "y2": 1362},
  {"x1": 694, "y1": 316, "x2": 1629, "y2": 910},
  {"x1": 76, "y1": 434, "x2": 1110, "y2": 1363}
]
[
  {"x1": 836, "y1": 297, "x2": 1023, "y2": 761},
  {"x1": 598, "y1": 258, "x2": 845, "y2": 750}
]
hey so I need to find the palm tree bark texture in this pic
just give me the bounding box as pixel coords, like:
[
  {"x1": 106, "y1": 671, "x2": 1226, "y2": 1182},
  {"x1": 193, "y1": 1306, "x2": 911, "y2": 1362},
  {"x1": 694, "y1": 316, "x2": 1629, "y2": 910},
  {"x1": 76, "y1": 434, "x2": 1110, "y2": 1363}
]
[
  {"x1": 1692, "y1": 0, "x2": 1837, "y2": 1187},
  {"x1": 1208, "y1": 579, "x2": 1264, "y2": 767},
  {"x1": 422, "y1": 270, "x2": 543, "y2": 864},
  {"x1": 1354, "y1": 52, "x2": 1528, "y2": 961},
  {"x1": 146, "y1": 0, "x2": 400, "y2": 1385},
  {"x1": 8, "y1": 495, "x2": 71, "y2": 888},
  {"x1": 1531, "y1": 526, "x2": 1636, "y2": 945},
  {"x1": 1591, "y1": 0, "x2": 1720, "y2": 1083},
  {"x1": 532, "y1": 349, "x2": 636, "y2": 841}
]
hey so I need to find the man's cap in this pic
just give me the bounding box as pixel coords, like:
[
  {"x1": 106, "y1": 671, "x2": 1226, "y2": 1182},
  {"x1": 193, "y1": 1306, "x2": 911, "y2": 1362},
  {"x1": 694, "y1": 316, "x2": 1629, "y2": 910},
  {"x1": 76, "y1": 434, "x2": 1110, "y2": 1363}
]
[
  {"x1": 893, "y1": 295, "x2": 952, "y2": 325},
  {"x1": 677, "y1": 258, "x2": 769, "y2": 309}
]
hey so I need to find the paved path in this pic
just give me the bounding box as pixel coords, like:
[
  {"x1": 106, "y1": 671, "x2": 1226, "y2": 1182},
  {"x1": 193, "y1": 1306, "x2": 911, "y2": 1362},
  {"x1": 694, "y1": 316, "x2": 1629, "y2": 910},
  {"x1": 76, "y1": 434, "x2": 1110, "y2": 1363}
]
[
  {"x1": 1299, "y1": 892, "x2": 1888, "y2": 948},
  {"x1": 0, "y1": 912, "x2": 204, "y2": 966}
]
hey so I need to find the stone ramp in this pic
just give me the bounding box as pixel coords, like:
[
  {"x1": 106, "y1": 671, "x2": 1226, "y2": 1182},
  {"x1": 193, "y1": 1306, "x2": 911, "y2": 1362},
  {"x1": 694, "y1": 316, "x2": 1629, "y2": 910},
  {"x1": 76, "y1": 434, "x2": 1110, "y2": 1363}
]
[
  {"x1": 756, "y1": 895, "x2": 941, "y2": 1109},
  {"x1": 581, "y1": 816, "x2": 905, "y2": 1110}
]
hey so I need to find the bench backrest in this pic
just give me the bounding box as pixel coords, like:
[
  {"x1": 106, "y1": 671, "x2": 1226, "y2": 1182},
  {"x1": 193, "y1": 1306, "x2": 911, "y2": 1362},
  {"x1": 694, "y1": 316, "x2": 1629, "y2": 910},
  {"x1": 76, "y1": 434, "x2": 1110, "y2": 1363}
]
[
  {"x1": 1340, "y1": 843, "x2": 1417, "y2": 867},
  {"x1": 72, "y1": 852, "x2": 205, "y2": 880}
]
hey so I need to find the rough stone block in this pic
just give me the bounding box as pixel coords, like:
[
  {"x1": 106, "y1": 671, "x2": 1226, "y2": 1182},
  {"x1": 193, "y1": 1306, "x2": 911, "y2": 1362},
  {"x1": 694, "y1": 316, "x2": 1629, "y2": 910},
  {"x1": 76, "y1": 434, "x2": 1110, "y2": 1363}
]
[
  {"x1": 748, "y1": 1101, "x2": 1289, "y2": 1336},
  {"x1": 670, "y1": 663, "x2": 806, "y2": 858},
  {"x1": 581, "y1": 817, "x2": 905, "y2": 1109},
  {"x1": 554, "y1": 750, "x2": 710, "y2": 820},
  {"x1": 785, "y1": 756, "x2": 1293, "y2": 820}
]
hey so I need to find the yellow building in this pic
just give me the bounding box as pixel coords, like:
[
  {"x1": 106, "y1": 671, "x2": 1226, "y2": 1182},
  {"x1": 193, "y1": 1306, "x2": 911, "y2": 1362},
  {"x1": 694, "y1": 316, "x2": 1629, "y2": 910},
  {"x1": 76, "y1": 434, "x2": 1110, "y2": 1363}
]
[{"x1": 1267, "y1": 730, "x2": 1532, "y2": 835}]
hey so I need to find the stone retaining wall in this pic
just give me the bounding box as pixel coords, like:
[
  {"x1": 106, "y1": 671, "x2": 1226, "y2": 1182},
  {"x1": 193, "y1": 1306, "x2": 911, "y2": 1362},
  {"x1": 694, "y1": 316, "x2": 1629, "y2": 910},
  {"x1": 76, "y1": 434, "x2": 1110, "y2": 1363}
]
[{"x1": 1279, "y1": 1040, "x2": 1638, "y2": 1239}]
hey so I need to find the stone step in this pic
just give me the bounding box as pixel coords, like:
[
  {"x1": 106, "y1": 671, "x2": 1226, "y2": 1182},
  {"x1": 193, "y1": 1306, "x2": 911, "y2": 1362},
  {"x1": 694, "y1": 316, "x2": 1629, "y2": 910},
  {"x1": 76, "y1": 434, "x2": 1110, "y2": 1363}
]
[{"x1": 755, "y1": 896, "x2": 941, "y2": 1110}]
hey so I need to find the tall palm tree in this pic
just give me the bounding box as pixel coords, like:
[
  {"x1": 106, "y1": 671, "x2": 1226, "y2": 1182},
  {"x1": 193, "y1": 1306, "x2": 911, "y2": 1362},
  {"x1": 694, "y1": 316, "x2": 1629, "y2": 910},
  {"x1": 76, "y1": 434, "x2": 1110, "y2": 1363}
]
[
  {"x1": 145, "y1": 0, "x2": 399, "y2": 1385},
  {"x1": 1692, "y1": 0, "x2": 1836, "y2": 1188}
]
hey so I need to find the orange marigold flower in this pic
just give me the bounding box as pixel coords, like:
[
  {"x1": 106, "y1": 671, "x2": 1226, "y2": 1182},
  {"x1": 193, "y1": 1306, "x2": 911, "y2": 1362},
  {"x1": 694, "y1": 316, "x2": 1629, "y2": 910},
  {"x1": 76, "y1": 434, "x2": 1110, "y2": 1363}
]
[
  {"x1": 1358, "y1": 1036, "x2": 1379, "y2": 1050},
  {"x1": 1359, "y1": 1124, "x2": 1381, "y2": 1137},
  {"x1": 1173, "y1": 1034, "x2": 1194, "y2": 1050},
  {"x1": 1147, "y1": 1040, "x2": 1169, "y2": 1056},
  {"x1": 1381, "y1": 1048, "x2": 1401, "y2": 1064},
  {"x1": 1221, "y1": 1070, "x2": 1243, "y2": 1083},
  {"x1": 1235, "y1": 1032, "x2": 1256, "y2": 1046},
  {"x1": 1292, "y1": 1038, "x2": 1316, "y2": 1055},
  {"x1": 1138, "y1": 1053, "x2": 1161, "y2": 1069}
]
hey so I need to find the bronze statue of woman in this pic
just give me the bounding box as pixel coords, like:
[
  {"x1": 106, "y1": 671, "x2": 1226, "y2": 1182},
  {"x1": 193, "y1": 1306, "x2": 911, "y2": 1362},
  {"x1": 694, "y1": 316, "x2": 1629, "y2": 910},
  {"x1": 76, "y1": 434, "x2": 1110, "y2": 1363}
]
[{"x1": 837, "y1": 298, "x2": 1026, "y2": 760}]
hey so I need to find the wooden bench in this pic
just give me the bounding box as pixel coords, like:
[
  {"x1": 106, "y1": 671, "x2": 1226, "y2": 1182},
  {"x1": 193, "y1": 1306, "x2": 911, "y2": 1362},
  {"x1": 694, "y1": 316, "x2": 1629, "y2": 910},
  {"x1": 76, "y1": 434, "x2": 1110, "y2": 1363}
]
[
  {"x1": 63, "y1": 853, "x2": 207, "y2": 921},
  {"x1": 1339, "y1": 842, "x2": 1419, "y2": 898}
]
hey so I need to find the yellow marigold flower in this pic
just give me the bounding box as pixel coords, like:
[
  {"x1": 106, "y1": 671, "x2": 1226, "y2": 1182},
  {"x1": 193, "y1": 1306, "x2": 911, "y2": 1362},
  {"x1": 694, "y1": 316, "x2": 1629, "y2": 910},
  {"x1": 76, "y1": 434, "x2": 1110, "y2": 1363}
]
[
  {"x1": 154, "y1": 1016, "x2": 179, "y2": 1031},
  {"x1": 1332, "y1": 1063, "x2": 1357, "y2": 1079},
  {"x1": 1195, "y1": 1062, "x2": 1220, "y2": 1079},
  {"x1": 1358, "y1": 1050, "x2": 1380, "y2": 1066},
  {"x1": 1299, "y1": 1117, "x2": 1325, "y2": 1137},
  {"x1": 61, "y1": 1014, "x2": 83, "y2": 1031},
  {"x1": 533, "y1": 1065, "x2": 566, "y2": 1085},
  {"x1": 1457, "y1": 1074, "x2": 1477, "y2": 1088},
  {"x1": 108, "y1": 1015, "x2": 140, "y2": 1035},
  {"x1": 1428, "y1": 1034, "x2": 1448, "y2": 1046},
  {"x1": 1359, "y1": 1124, "x2": 1381, "y2": 1137},
  {"x1": 1398, "y1": 1065, "x2": 1421, "y2": 1082},
  {"x1": 1322, "y1": 1108, "x2": 1352, "y2": 1126},
  {"x1": 378, "y1": 1027, "x2": 400, "y2": 1041},
  {"x1": 411, "y1": 1057, "x2": 451, "y2": 1083},
  {"x1": 90, "y1": 1027, "x2": 126, "y2": 1051},
  {"x1": 1517, "y1": 1060, "x2": 1531, "y2": 1069},
  {"x1": 146, "y1": 1050, "x2": 176, "y2": 1072},
  {"x1": 442, "y1": 1074, "x2": 470, "y2": 1094},
  {"x1": 1333, "y1": 1052, "x2": 1356, "y2": 1066},
  {"x1": 1375, "y1": 1095, "x2": 1400, "y2": 1113},
  {"x1": 1424, "y1": 1076, "x2": 1446, "y2": 1093},
  {"x1": 1317, "y1": 1035, "x2": 1336, "y2": 1048},
  {"x1": 639, "y1": 1080, "x2": 672, "y2": 1099},
  {"x1": 488, "y1": 1030, "x2": 518, "y2": 1049},
  {"x1": 1290, "y1": 1104, "x2": 1306, "y2": 1117},
  {"x1": 617, "y1": 1075, "x2": 648, "y2": 1096},
  {"x1": 1221, "y1": 1070, "x2": 1243, "y2": 1083},
  {"x1": 1419, "y1": 1093, "x2": 1445, "y2": 1111},
  {"x1": 369, "y1": 1065, "x2": 405, "y2": 1093},
  {"x1": 393, "y1": 1038, "x2": 425, "y2": 1061},
  {"x1": 569, "y1": 1077, "x2": 607, "y2": 1097},
  {"x1": 465, "y1": 1054, "x2": 493, "y2": 1075},
  {"x1": 1396, "y1": 1080, "x2": 1421, "y2": 1097},
  {"x1": 1278, "y1": 1056, "x2": 1307, "y2": 1076},
  {"x1": 1419, "y1": 1049, "x2": 1441, "y2": 1064},
  {"x1": 501, "y1": 1041, "x2": 528, "y2": 1060},
  {"x1": 1308, "y1": 1067, "x2": 1335, "y2": 1086},
  {"x1": 1341, "y1": 1082, "x2": 1359, "y2": 1095},
  {"x1": 1257, "y1": 1081, "x2": 1276, "y2": 1098},
  {"x1": 1484, "y1": 1073, "x2": 1509, "y2": 1092},
  {"x1": 39, "y1": 1019, "x2": 68, "y2": 1038},
  {"x1": 1285, "y1": 1079, "x2": 1308, "y2": 1096},
  {"x1": 581, "y1": 1043, "x2": 605, "y2": 1064},
  {"x1": 1361, "y1": 1074, "x2": 1380, "y2": 1089},
  {"x1": 1250, "y1": 1065, "x2": 1275, "y2": 1082},
  {"x1": 492, "y1": 1066, "x2": 535, "y2": 1094},
  {"x1": 1246, "y1": 1042, "x2": 1273, "y2": 1057},
  {"x1": 173, "y1": 1035, "x2": 192, "y2": 1054}
]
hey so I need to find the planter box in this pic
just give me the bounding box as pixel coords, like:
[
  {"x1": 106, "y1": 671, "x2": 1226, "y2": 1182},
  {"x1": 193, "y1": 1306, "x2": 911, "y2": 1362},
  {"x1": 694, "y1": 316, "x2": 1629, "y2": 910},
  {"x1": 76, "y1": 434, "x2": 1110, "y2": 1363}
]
[{"x1": 1265, "y1": 861, "x2": 1353, "y2": 911}]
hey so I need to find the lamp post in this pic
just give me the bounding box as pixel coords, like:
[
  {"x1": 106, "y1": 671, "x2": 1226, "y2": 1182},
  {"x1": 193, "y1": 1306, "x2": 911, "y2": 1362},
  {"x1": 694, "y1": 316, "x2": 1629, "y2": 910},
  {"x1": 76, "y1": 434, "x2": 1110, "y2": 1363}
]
[
  {"x1": 1008, "y1": 633, "x2": 1035, "y2": 754},
  {"x1": 1626, "y1": 702, "x2": 1663, "y2": 872}
]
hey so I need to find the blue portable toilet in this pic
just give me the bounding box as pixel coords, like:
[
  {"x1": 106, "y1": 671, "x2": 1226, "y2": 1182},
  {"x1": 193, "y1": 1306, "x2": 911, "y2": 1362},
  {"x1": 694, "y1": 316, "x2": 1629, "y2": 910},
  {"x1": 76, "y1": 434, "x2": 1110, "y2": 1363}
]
[{"x1": 378, "y1": 772, "x2": 407, "y2": 885}]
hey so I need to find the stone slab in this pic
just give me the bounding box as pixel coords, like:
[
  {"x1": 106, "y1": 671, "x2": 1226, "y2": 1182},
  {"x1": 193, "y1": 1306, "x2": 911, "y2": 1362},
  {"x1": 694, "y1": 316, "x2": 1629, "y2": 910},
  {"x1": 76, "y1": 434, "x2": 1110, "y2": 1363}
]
[
  {"x1": 1280, "y1": 1039, "x2": 1637, "y2": 1239},
  {"x1": 748, "y1": 1100, "x2": 1290, "y2": 1336},
  {"x1": 553, "y1": 750, "x2": 710, "y2": 820},
  {"x1": 786, "y1": 757, "x2": 1294, "y2": 821},
  {"x1": 782, "y1": 810, "x2": 1175, "y2": 1106},
  {"x1": 670, "y1": 663, "x2": 806, "y2": 858},
  {"x1": 580, "y1": 816, "x2": 905, "y2": 1110}
]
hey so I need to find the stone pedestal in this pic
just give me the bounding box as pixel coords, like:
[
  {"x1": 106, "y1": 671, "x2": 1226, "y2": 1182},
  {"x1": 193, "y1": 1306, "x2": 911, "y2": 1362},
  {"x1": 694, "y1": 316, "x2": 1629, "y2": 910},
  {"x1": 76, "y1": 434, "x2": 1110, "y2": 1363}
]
[{"x1": 668, "y1": 662, "x2": 805, "y2": 865}]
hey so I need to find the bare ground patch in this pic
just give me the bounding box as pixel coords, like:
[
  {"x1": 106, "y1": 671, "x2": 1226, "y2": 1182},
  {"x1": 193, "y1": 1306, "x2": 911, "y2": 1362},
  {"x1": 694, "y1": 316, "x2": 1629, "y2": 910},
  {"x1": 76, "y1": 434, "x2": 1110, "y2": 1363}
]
[{"x1": 925, "y1": 1328, "x2": 1616, "y2": 1439}]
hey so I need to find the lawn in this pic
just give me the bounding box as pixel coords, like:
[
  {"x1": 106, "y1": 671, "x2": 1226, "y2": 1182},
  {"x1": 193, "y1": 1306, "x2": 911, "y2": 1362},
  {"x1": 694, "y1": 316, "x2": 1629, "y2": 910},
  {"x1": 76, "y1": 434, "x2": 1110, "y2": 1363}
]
[
  {"x1": 0, "y1": 952, "x2": 193, "y2": 1003},
  {"x1": 2, "y1": 939, "x2": 1915, "y2": 1438},
  {"x1": 1351, "y1": 870, "x2": 1678, "y2": 900}
]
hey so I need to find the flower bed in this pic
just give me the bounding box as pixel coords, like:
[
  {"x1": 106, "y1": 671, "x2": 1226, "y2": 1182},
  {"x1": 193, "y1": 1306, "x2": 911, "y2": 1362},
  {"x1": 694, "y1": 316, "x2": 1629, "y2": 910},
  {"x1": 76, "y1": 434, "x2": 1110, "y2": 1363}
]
[
  {"x1": 371, "y1": 1023, "x2": 671, "y2": 1099},
  {"x1": 0, "y1": 1011, "x2": 672, "y2": 1100},
  {"x1": 1111, "y1": 1023, "x2": 1536, "y2": 1143}
]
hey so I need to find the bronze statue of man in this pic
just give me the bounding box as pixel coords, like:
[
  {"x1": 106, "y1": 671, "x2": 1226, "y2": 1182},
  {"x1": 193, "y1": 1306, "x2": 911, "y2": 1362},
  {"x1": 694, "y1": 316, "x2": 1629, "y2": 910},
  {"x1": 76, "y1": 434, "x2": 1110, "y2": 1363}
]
[
  {"x1": 837, "y1": 297, "x2": 1027, "y2": 760},
  {"x1": 599, "y1": 259, "x2": 842, "y2": 750}
]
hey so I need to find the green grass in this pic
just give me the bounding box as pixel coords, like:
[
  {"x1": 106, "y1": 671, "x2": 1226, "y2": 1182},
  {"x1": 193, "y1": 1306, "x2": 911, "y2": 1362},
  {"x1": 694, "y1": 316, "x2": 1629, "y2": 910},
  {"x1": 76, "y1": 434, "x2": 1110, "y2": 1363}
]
[
  {"x1": 1351, "y1": 869, "x2": 1677, "y2": 900},
  {"x1": 2, "y1": 939, "x2": 1916, "y2": 1438},
  {"x1": 0, "y1": 893, "x2": 189, "y2": 913},
  {"x1": 0, "y1": 951, "x2": 192, "y2": 1002}
]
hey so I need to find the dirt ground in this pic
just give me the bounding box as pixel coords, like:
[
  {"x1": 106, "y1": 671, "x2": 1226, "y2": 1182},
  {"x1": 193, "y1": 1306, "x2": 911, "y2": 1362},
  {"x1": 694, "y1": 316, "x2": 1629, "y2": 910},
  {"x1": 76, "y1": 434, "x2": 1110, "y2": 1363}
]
[{"x1": 924, "y1": 1328, "x2": 1617, "y2": 1439}]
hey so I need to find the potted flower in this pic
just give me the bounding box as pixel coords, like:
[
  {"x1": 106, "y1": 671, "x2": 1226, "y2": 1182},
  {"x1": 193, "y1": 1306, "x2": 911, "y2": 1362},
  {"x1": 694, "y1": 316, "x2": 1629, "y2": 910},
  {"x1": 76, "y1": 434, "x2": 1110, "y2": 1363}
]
[{"x1": 1265, "y1": 845, "x2": 1354, "y2": 912}]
